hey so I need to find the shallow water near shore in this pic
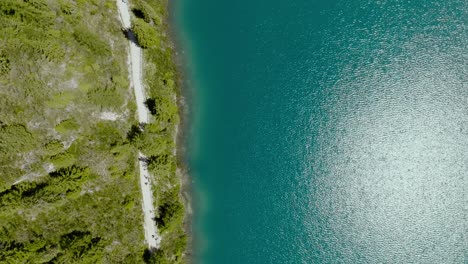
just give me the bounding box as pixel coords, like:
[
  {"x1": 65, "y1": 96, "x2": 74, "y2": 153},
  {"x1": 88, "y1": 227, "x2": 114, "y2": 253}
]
[{"x1": 173, "y1": 0, "x2": 468, "y2": 263}]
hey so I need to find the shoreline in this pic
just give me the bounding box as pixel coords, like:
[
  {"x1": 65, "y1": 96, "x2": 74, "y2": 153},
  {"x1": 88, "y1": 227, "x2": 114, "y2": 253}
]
[
  {"x1": 166, "y1": 0, "x2": 202, "y2": 261},
  {"x1": 167, "y1": 0, "x2": 195, "y2": 260}
]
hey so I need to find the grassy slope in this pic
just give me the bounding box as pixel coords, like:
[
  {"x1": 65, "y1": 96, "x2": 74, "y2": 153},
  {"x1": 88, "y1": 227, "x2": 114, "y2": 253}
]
[{"x1": 0, "y1": 0, "x2": 186, "y2": 263}]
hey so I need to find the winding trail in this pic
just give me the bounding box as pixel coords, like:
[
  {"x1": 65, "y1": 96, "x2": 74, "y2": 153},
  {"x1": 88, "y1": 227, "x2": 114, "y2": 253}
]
[{"x1": 116, "y1": 0, "x2": 160, "y2": 249}]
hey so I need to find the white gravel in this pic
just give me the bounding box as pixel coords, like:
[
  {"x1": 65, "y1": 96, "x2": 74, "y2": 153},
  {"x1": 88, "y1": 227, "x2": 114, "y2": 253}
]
[
  {"x1": 116, "y1": 0, "x2": 160, "y2": 249},
  {"x1": 100, "y1": 111, "x2": 120, "y2": 121}
]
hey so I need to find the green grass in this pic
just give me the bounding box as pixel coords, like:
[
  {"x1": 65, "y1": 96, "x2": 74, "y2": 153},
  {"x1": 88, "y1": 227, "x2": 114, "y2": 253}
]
[{"x1": 46, "y1": 91, "x2": 75, "y2": 109}]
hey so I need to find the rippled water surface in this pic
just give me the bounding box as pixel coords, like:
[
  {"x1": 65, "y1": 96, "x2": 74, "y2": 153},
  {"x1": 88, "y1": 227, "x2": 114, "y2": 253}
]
[{"x1": 174, "y1": 0, "x2": 468, "y2": 263}]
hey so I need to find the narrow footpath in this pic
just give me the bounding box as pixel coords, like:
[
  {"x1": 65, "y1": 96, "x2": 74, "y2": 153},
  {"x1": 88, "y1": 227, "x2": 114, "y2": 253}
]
[{"x1": 116, "y1": 0, "x2": 160, "y2": 249}]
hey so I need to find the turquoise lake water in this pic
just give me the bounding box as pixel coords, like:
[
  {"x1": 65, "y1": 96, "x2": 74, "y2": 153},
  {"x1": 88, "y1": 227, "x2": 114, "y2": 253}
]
[{"x1": 173, "y1": 0, "x2": 467, "y2": 263}]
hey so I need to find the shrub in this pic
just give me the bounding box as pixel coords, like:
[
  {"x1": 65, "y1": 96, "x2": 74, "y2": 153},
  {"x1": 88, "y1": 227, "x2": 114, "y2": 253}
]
[
  {"x1": 50, "y1": 152, "x2": 76, "y2": 169},
  {"x1": 91, "y1": 121, "x2": 125, "y2": 150},
  {"x1": 0, "y1": 55, "x2": 10, "y2": 74},
  {"x1": 34, "y1": 40, "x2": 65, "y2": 62},
  {"x1": 132, "y1": 0, "x2": 161, "y2": 24},
  {"x1": 45, "y1": 140, "x2": 64, "y2": 156},
  {"x1": 73, "y1": 24, "x2": 111, "y2": 56},
  {"x1": 133, "y1": 130, "x2": 171, "y2": 157},
  {"x1": 156, "y1": 187, "x2": 184, "y2": 232},
  {"x1": 46, "y1": 91, "x2": 75, "y2": 109},
  {"x1": 55, "y1": 119, "x2": 79, "y2": 134},
  {"x1": 87, "y1": 86, "x2": 124, "y2": 110},
  {"x1": 132, "y1": 18, "x2": 159, "y2": 49},
  {"x1": 0, "y1": 124, "x2": 37, "y2": 155},
  {"x1": 147, "y1": 96, "x2": 178, "y2": 125}
]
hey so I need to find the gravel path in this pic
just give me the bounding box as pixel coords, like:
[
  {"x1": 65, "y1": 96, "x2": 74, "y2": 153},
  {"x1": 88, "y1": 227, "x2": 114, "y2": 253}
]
[{"x1": 116, "y1": 0, "x2": 160, "y2": 249}]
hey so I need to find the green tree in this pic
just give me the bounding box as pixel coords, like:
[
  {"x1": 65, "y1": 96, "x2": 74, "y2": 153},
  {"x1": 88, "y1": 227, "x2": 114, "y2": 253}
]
[
  {"x1": 132, "y1": 18, "x2": 159, "y2": 49},
  {"x1": 73, "y1": 24, "x2": 111, "y2": 56},
  {"x1": 45, "y1": 140, "x2": 64, "y2": 156},
  {"x1": 55, "y1": 119, "x2": 79, "y2": 134},
  {"x1": 50, "y1": 152, "x2": 76, "y2": 169},
  {"x1": 0, "y1": 124, "x2": 37, "y2": 155}
]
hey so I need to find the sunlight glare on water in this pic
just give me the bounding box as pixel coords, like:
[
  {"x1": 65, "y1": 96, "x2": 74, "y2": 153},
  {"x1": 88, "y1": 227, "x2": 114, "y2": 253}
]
[{"x1": 303, "y1": 16, "x2": 468, "y2": 262}]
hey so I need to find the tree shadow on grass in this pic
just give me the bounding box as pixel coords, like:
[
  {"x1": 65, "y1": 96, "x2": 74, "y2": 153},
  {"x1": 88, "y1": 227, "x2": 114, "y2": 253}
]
[
  {"x1": 127, "y1": 124, "x2": 142, "y2": 141},
  {"x1": 143, "y1": 248, "x2": 163, "y2": 264},
  {"x1": 144, "y1": 98, "x2": 157, "y2": 115},
  {"x1": 132, "y1": 8, "x2": 145, "y2": 20}
]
